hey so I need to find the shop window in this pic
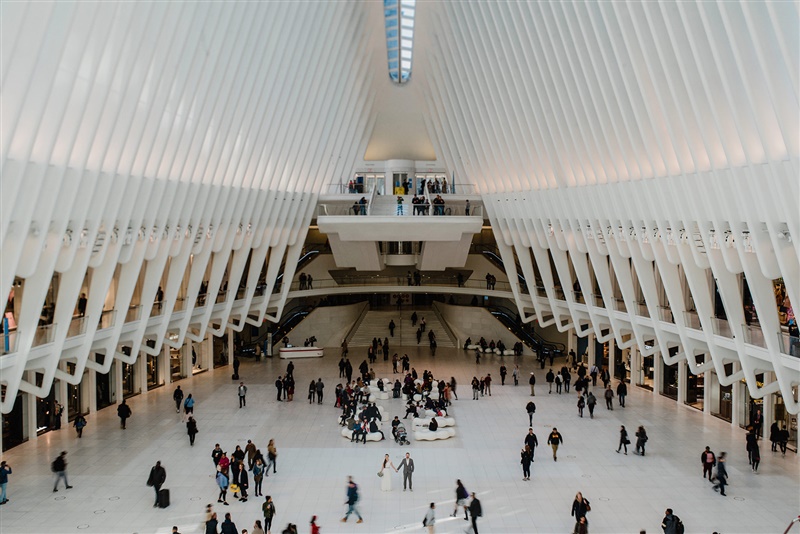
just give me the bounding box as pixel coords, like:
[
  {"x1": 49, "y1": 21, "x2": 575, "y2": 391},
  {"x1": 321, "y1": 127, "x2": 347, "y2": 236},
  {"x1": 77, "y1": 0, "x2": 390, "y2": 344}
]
[
  {"x1": 685, "y1": 354, "x2": 704, "y2": 411},
  {"x1": 35, "y1": 373, "x2": 56, "y2": 434},
  {"x1": 661, "y1": 356, "x2": 679, "y2": 400},
  {"x1": 712, "y1": 363, "x2": 733, "y2": 422},
  {"x1": 147, "y1": 354, "x2": 161, "y2": 390},
  {"x1": 1, "y1": 388, "x2": 25, "y2": 451},
  {"x1": 95, "y1": 353, "x2": 114, "y2": 410}
]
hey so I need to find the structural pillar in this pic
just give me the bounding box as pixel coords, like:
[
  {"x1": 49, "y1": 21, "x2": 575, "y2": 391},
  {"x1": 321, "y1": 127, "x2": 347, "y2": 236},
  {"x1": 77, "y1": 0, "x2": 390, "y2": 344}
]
[
  {"x1": 677, "y1": 359, "x2": 687, "y2": 405},
  {"x1": 161, "y1": 345, "x2": 171, "y2": 384},
  {"x1": 227, "y1": 328, "x2": 234, "y2": 366},
  {"x1": 87, "y1": 364, "x2": 97, "y2": 413},
  {"x1": 25, "y1": 371, "x2": 37, "y2": 441},
  {"x1": 57, "y1": 364, "x2": 68, "y2": 429},
  {"x1": 731, "y1": 364, "x2": 741, "y2": 428},
  {"x1": 114, "y1": 358, "x2": 123, "y2": 403}
]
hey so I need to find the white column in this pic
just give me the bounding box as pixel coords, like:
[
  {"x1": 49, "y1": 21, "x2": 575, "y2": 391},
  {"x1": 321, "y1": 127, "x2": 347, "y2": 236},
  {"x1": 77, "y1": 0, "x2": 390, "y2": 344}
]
[
  {"x1": 608, "y1": 337, "x2": 616, "y2": 375},
  {"x1": 136, "y1": 352, "x2": 147, "y2": 395},
  {"x1": 703, "y1": 368, "x2": 712, "y2": 414},
  {"x1": 731, "y1": 373, "x2": 742, "y2": 428},
  {"x1": 86, "y1": 367, "x2": 97, "y2": 413},
  {"x1": 226, "y1": 328, "x2": 234, "y2": 366},
  {"x1": 114, "y1": 359, "x2": 123, "y2": 403},
  {"x1": 587, "y1": 333, "x2": 595, "y2": 365},
  {"x1": 204, "y1": 335, "x2": 214, "y2": 370},
  {"x1": 182, "y1": 342, "x2": 192, "y2": 378},
  {"x1": 161, "y1": 345, "x2": 171, "y2": 384},
  {"x1": 654, "y1": 354, "x2": 663, "y2": 395},
  {"x1": 57, "y1": 367, "x2": 68, "y2": 429},
  {"x1": 677, "y1": 359, "x2": 687, "y2": 404},
  {"x1": 761, "y1": 373, "x2": 774, "y2": 438},
  {"x1": 25, "y1": 372, "x2": 37, "y2": 441}
]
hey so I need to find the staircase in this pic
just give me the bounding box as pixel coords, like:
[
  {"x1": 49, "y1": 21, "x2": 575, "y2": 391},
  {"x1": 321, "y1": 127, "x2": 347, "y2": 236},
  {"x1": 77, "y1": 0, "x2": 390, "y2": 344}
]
[{"x1": 348, "y1": 310, "x2": 456, "y2": 348}]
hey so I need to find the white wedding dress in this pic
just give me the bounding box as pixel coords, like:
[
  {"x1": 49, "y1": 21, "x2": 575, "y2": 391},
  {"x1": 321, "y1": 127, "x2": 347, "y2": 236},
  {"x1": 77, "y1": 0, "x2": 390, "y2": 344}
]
[{"x1": 380, "y1": 463, "x2": 394, "y2": 491}]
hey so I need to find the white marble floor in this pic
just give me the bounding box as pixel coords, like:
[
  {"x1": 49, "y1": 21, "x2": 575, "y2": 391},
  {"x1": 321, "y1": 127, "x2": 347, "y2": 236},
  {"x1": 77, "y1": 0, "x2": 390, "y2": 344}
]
[{"x1": 0, "y1": 344, "x2": 797, "y2": 534}]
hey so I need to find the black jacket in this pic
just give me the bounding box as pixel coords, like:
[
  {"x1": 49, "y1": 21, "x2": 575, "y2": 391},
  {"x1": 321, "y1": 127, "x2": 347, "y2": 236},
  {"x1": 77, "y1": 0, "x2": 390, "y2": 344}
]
[
  {"x1": 571, "y1": 498, "x2": 590, "y2": 519},
  {"x1": 469, "y1": 497, "x2": 482, "y2": 518},
  {"x1": 220, "y1": 519, "x2": 238, "y2": 534},
  {"x1": 148, "y1": 465, "x2": 166, "y2": 488},
  {"x1": 524, "y1": 433, "x2": 538, "y2": 450}
]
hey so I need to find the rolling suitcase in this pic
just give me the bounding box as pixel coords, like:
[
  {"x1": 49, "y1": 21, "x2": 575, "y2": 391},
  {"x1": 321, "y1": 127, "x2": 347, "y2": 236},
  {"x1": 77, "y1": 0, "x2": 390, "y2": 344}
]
[{"x1": 158, "y1": 488, "x2": 170, "y2": 508}]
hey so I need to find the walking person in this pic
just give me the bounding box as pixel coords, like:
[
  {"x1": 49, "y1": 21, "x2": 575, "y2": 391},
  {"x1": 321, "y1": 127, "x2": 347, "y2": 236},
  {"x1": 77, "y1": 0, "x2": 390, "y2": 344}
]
[
  {"x1": 520, "y1": 446, "x2": 533, "y2": 481},
  {"x1": 467, "y1": 492, "x2": 482, "y2": 534},
  {"x1": 451, "y1": 479, "x2": 469, "y2": 520},
  {"x1": 173, "y1": 385, "x2": 184, "y2": 413},
  {"x1": 586, "y1": 391, "x2": 597, "y2": 418},
  {"x1": 571, "y1": 492, "x2": 591, "y2": 527},
  {"x1": 616, "y1": 381, "x2": 627, "y2": 407},
  {"x1": 577, "y1": 395, "x2": 585, "y2": 417},
  {"x1": 547, "y1": 428, "x2": 563, "y2": 461},
  {"x1": 500, "y1": 365, "x2": 507, "y2": 385},
  {"x1": 555, "y1": 372, "x2": 563, "y2": 394},
  {"x1": 186, "y1": 416, "x2": 198, "y2": 446},
  {"x1": 266, "y1": 440, "x2": 277, "y2": 475},
  {"x1": 450, "y1": 377, "x2": 458, "y2": 400},
  {"x1": 526, "y1": 401, "x2": 536, "y2": 426},
  {"x1": 308, "y1": 380, "x2": 316, "y2": 404},
  {"x1": 216, "y1": 469, "x2": 229, "y2": 506},
  {"x1": 423, "y1": 502, "x2": 436, "y2": 534},
  {"x1": 524, "y1": 428, "x2": 538, "y2": 462},
  {"x1": 183, "y1": 394, "x2": 195, "y2": 422},
  {"x1": 634, "y1": 426, "x2": 648, "y2": 456},
  {"x1": 275, "y1": 376, "x2": 283, "y2": 402},
  {"x1": 712, "y1": 452, "x2": 728, "y2": 496},
  {"x1": 52, "y1": 451, "x2": 72, "y2": 492},
  {"x1": 661, "y1": 508, "x2": 683, "y2": 534},
  {"x1": 262, "y1": 495, "x2": 276, "y2": 533},
  {"x1": 73, "y1": 413, "x2": 87, "y2": 438},
  {"x1": 701, "y1": 446, "x2": 716, "y2": 480},
  {"x1": 546, "y1": 369, "x2": 555, "y2": 393},
  {"x1": 484, "y1": 373, "x2": 492, "y2": 395},
  {"x1": 316, "y1": 378, "x2": 324, "y2": 404},
  {"x1": 380, "y1": 454, "x2": 398, "y2": 492},
  {"x1": 398, "y1": 452, "x2": 414, "y2": 491},
  {"x1": 769, "y1": 421, "x2": 780, "y2": 452},
  {"x1": 616, "y1": 425, "x2": 629, "y2": 454},
  {"x1": 529, "y1": 372, "x2": 536, "y2": 396},
  {"x1": 238, "y1": 382, "x2": 248, "y2": 408},
  {"x1": 253, "y1": 459, "x2": 265, "y2": 497},
  {"x1": 512, "y1": 364, "x2": 520, "y2": 386},
  {"x1": 0, "y1": 461, "x2": 12, "y2": 504},
  {"x1": 341, "y1": 477, "x2": 363, "y2": 523},
  {"x1": 117, "y1": 399, "x2": 132, "y2": 429},
  {"x1": 751, "y1": 441, "x2": 761, "y2": 473},
  {"x1": 604, "y1": 386, "x2": 614, "y2": 410},
  {"x1": 146, "y1": 461, "x2": 167, "y2": 507}
]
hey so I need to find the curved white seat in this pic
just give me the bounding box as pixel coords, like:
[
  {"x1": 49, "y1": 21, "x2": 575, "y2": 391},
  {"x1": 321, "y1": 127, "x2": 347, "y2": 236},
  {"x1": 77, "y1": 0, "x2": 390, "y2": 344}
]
[
  {"x1": 412, "y1": 417, "x2": 455, "y2": 427},
  {"x1": 413, "y1": 428, "x2": 456, "y2": 441},
  {"x1": 341, "y1": 427, "x2": 383, "y2": 442}
]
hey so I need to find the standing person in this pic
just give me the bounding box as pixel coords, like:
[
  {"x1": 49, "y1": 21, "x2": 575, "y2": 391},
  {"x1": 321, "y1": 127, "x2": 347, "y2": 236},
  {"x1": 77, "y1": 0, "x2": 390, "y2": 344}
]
[
  {"x1": 0, "y1": 461, "x2": 11, "y2": 504},
  {"x1": 52, "y1": 451, "x2": 72, "y2": 492},
  {"x1": 555, "y1": 372, "x2": 563, "y2": 394},
  {"x1": 245, "y1": 440, "x2": 257, "y2": 470},
  {"x1": 563, "y1": 368, "x2": 572, "y2": 393},
  {"x1": 233, "y1": 356, "x2": 240, "y2": 379},
  {"x1": 577, "y1": 395, "x2": 585, "y2": 417},
  {"x1": 524, "y1": 428, "x2": 538, "y2": 461},
  {"x1": 616, "y1": 425, "x2": 629, "y2": 454},
  {"x1": 275, "y1": 376, "x2": 283, "y2": 402},
  {"x1": 546, "y1": 369, "x2": 555, "y2": 393},
  {"x1": 389, "y1": 320, "x2": 395, "y2": 337},
  {"x1": 266, "y1": 440, "x2": 277, "y2": 475},
  {"x1": 769, "y1": 421, "x2": 780, "y2": 452},
  {"x1": 547, "y1": 428, "x2": 563, "y2": 461},
  {"x1": 712, "y1": 452, "x2": 728, "y2": 496},
  {"x1": 634, "y1": 426, "x2": 648, "y2": 456},
  {"x1": 571, "y1": 492, "x2": 591, "y2": 526},
  {"x1": 309, "y1": 516, "x2": 319, "y2": 534},
  {"x1": 379, "y1": 454, "x2": 398, "y2": 492},
  {"x1": 183, "y1": 394, "x2": 195, "y2": 421},
  {"x1": 500, "y1": 365, "x2": 507, "y2": 385},
  {"x1": 526, "y1": 401, "x2": 536, "y2": 426},
  {"x1": 451, "y1": 480, "x2": 469, "y2": 520},
  {"x1": 484, "y1": 374, "x2": 492, "y2": 396},
  {"x1": 746, "y1": 428, "x2": 758, "y2": 467},
  {"x1": 186, "y1": 417, "x2": 199, "y2": 446},
  {"x1": 661, "y1": 508, "x2": 683, "y2": 534},
  {"x1": 253, "y1": 459, "x2": 265, "y2": 497},
  {"x1": 341, "y1": 477, "x2": 363, "y2": 524},
  {"x1": 398, "y1": 452, "x2": 415, "y2": 491},
  {"x1": 237, "y1": 461, "x2": 249, "y2": 502},
  {"x1": 117, "y1": 400, "x2": 132, "y2": 429},
  {"x1": 779, "y1": 424, "x2": 790, "y2": 455},
  {"x1": 521, "y1": 446, "x2": 533, "y2": 481},
  {"x1": 220, "y1": 513, "x2": 238, "y2": 534},
  {"x1": 590, "y1": 364, "x2": 599, "y2": 386},
  {"x1": 238, "y1": 382, "x2": 247, "y2": 408},
  {"x1": 147, "y1": 461, "x2": 167, "y2": 507},
  {"x1": 173, "y1": 385, "x2": 184, "y2": 413},
  {"x1": 423, "y1": 502, "x2": 436, "y2": 534},
  {"x1": 262, "y1": 495, "x2": 276, "y2": 533},
  {"x1": 252, "y1": 520, "x2": 265, "y2": 534},
  {"x1": 701, "y1": 446, "x2": 716, "y2": 480},
  {"x1": 529, "y1": 372, "x2": 536, "y2": 396},
  {"x1": 616, "y1": 381, "x2": 627, "y2": 407},
  {"x1": 212, "y1": 444, "x2": 223, "y2": 470},
  {"x1": 449, "y1": 377, "x2": 458, "y2": 400},
  {"x1": 471, "y1": 377, "x2": 480, "y2": 400},
  {"x1": 512, "y1": 364, "x2": 520, "y2": 386},
  {"x1": 73, "y1": 413, "x2": 87, "y2": 438},
  {"x1": 308, "y1": 380, "x2": 316, "y2": 404},
  {"x1": 467, "y1": 492, "x2": 482, "y2": 534},
  {"x1": 604, "y1": 386, "x2": 614, "y2": 410}
]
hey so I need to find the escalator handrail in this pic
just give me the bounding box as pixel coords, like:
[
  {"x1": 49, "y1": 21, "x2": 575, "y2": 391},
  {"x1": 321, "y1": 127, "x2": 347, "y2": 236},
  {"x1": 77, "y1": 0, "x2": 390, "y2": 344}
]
[{"x1": 488, "y1": 306, "x2": 566, "y2": 351}]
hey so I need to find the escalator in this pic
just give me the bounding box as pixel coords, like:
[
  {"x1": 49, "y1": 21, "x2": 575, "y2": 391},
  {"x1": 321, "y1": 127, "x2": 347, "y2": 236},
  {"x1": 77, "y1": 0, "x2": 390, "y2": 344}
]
[
  {"x1": 476, "y1": 244, "x2": 529, "y2": 293},
  {"x1": 239, "y1": 305, "x2": 315, "y2": 357},
  {"x1": 271, "y1": 248, "x2": 322, "y2": 293},
  {"x1": 488, "y1": 305, "x2": 565, "y2": 358}
]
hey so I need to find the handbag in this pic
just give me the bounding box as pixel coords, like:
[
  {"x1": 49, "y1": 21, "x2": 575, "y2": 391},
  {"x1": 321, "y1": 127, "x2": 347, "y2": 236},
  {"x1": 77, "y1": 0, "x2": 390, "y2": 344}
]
[{"x1": 377, "y1": 470, "x2": 384, "y2": 478}]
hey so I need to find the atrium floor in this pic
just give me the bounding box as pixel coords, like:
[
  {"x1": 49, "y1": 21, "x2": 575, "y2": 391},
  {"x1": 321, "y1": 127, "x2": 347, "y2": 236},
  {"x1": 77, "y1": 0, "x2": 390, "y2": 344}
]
[{"x1": 0, "y1": 343, "x2": 797, "y2": 534}]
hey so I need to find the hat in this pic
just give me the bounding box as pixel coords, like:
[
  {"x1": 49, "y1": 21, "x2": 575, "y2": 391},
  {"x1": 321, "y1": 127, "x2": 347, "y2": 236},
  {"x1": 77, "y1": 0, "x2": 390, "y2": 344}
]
[{"x1": 530, "y1": 372, "x2": 534, "y2": 374}]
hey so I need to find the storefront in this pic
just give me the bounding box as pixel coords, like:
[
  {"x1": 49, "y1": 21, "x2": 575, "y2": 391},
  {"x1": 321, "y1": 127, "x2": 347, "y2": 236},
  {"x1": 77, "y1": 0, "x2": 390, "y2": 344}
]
[
  {"x1": 121, "y1": 361, "x2": 137, "y2": 399},
  {"x1": 95, "y1": 353, "x2": 115, "y2": 410},
  {"x1": 146, "y1": 353, "x2": 161, "y2": 390},
  {"x1": 636, "y1": 341, "x2": 655, "y2": 391},
  {"x1": 662, "y1": 360, "x2": 679, "y2": 400},
  {"x1": 594, "y1": 338, "x2": 609, "y2": 369},
  {"x1": 35, "y1": 375, "x2": 56, "y2": 435},
  {"x1": 774, "y1": 390, "x2": 798, "y2": 453},
  {"x1": 1, "y1": 390, "x2": 25, "y2": 451},
  {"x1": 710, "y1": 364, "x2": 733, "y2": 422},
  {"x1": 739, "y1": 373, "x2": 765, "y2": 435},
  {"x1": 170, "y1": 346, "x2": 185, "y2": 381},
  {"x1": 66, "y1": 362, "x2": 88, "y2": 421},
  {"x1": 685, "y1": 368, "x2": 704, "y2": 411},
  {"x1": 213, "y1": 334, "x2": 229, "y2": 368},
  {"x1": 614, "y1": 344, "x2": 629, "y2": 383}
]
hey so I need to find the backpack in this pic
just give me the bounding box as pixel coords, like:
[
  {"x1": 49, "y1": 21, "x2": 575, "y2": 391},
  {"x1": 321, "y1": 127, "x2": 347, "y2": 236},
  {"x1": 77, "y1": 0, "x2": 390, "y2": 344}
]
[
  {"x1": 674, "y1": 516, "x2": 685, "y2": 534},
  {"x1": 51, "y1": 460, "x2": 57, "y2": 473}
]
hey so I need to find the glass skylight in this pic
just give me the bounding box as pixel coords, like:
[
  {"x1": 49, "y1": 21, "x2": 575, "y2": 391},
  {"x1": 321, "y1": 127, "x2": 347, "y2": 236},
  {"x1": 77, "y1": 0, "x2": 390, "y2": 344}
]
[{"x1": 385, "y1": 0, "x2": 415, "y2": 83}]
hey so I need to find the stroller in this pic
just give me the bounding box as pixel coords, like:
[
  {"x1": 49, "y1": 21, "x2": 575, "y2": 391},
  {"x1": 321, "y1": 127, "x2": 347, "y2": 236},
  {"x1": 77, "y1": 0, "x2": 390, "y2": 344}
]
[{"x1": 394, "y1": 423, "x2": 410, "y2": 446}]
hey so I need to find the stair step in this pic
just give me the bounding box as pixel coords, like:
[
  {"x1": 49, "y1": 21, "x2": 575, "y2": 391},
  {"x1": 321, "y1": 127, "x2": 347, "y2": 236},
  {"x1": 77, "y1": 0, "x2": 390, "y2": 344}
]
[{"x1": 348, "y1": 310, "x2": 455, "y2": 348}]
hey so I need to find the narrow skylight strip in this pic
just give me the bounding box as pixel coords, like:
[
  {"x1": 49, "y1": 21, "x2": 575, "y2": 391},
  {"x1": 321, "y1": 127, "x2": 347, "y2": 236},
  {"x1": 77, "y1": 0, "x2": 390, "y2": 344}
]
[{"x1": 384, "y1": 0, "x2": 415, "y2": 83}]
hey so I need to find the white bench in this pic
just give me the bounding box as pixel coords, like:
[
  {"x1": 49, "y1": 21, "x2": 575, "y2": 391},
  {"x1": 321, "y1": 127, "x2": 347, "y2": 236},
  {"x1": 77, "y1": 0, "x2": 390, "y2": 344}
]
[
  {"x1": 341, "y1": 427, "x2": 384, "y2": 442},
  {"x1": 413, "y1": 428, "x2": 456, "y2": 441},
  {"x1": 412, "y1": 417, "x2": 455, "y2": 427}
]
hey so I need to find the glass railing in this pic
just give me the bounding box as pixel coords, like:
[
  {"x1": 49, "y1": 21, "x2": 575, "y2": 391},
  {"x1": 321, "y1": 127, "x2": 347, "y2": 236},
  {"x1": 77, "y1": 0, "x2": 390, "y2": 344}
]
[
  {"x1": 591, "y1": 293, "x2": 605, "y2": 308},
  {"x1": 777, "y1": 332, "x2": 800, "y2": 357},
  {"x1": 33, "y1": 323, "x2": 57, "y2": 347},
  {"x1": 658, "y1": 306, "x2": 674, "y2": 323},
  {"x1": 636, "y1": 302, "x2": 650, "y2": 318},
  {"x1": 613, "y1": 297, "x2": 627, "y2": 312},
  {"x1": 98, "y1": 310, "x2": 116, "y2": 330},
  {"x1": 125, "y1": 305, "x2": 142, "y2": 323},
  {"x1": 741, "y1": 324, "x2": 766, "y2": 348},
  {"x1": 67, "y1": 316, "x2": 87, "y2": 337},
  {"x1": 572, "y1": 291, "x2": 585, "y2": 304},
  {"x1": 284, "y1": 276, "x2": 513, "y2": 292},
  {"x1": 215, "y1": 289, "x2": 229, "y2": 305},
  {"x1": 710, "y1": 317, "x2": 733, "y2": 338},
  {"x1": 317, "y1": 200, "x2": 484, "y2": 218},
  {"x1": 151, "y1": 300, "x2": 164, "y2": 316},
  {"x1": 683, "y1": 311, "x2": 702, "y2": 330},
  {"x1": 1, "y1": 329, "x2": 19, "y2": 354}
]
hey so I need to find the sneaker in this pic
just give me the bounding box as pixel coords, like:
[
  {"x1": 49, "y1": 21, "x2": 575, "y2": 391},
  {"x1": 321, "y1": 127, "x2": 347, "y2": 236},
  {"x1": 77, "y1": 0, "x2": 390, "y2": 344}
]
[
  {"x1": 223, "y1": 501, "x2": 229, "y2": 506},
  {"x1": 53, "y1": 489, "x2": 58, "y2": 493},
  {"x1": 356, "y1": 519, "x2": 363, "y2": 524},
  {"x1": 66, "y1": 486, "x2": 73, "y2": 489}
]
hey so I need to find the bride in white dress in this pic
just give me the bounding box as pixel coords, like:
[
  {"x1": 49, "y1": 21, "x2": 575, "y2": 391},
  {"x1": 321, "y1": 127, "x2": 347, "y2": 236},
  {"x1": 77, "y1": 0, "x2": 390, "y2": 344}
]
[{"x1": 380, "y1": 454, "x2": 398, "y2": 492}]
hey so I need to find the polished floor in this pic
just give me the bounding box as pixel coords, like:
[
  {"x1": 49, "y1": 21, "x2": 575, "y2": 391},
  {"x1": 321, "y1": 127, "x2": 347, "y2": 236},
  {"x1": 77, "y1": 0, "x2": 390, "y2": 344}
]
[{"x1": 0, "y1": 343, "x2": 797, "y2": 534}]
